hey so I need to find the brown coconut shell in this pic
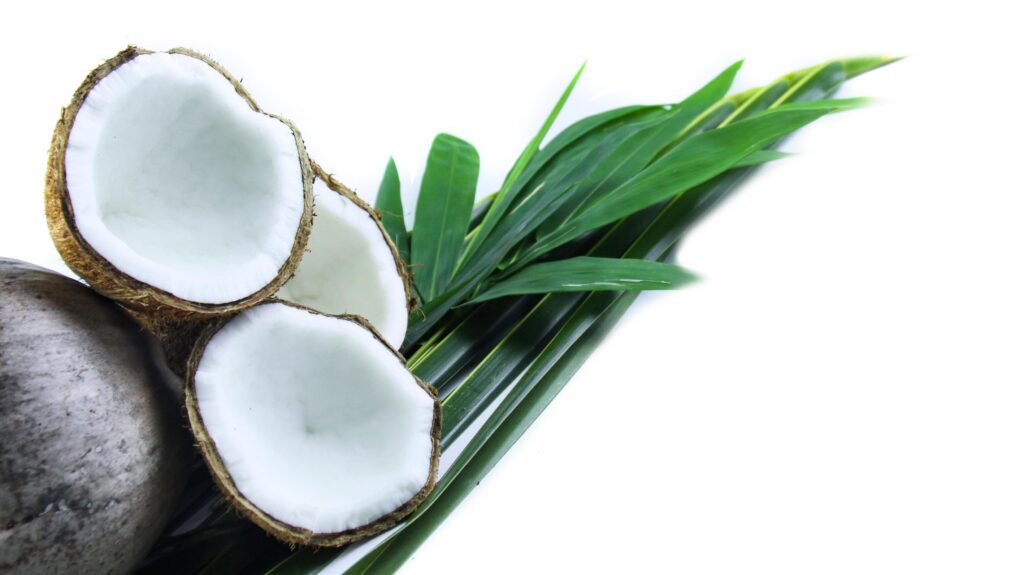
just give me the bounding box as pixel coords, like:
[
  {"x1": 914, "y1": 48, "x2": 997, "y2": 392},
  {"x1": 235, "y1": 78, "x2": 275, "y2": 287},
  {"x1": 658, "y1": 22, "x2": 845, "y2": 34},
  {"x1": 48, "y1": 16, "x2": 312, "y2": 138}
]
[
  {"x1": 44, "y1": 46, "x2": 315, "y2": 326},
  {"x1": 308, "y1": 160, "x2": 418, "y2": 314},
  {"x1": 182, "y1": 300, "x2": 442, "y2": 547}
]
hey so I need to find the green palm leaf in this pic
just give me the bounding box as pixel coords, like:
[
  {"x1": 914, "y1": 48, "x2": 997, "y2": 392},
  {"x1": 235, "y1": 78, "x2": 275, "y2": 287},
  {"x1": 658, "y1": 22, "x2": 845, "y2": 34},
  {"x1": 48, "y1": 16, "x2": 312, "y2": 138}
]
[
  {"x1": 458, "y1": 63, "x2": 586, "y2": 268},
  {"x1": 335, "y1": 56, "x2": 896, "y2": 575},
  {"x1": 467, "y1": 257, "x2": 696, "y2": 304},
  {"x1": 373, "y1": 158, "x2": 409, "y2": 264},
  {"x1": 535, "y1": 60, "x2": 744, "y2": 238},
  {"x1": 522, "y1": 99, "x2": 865, "y2": 262},
  {"x1": 410, "y1": 134, "x2": 480, "y2": 301}
]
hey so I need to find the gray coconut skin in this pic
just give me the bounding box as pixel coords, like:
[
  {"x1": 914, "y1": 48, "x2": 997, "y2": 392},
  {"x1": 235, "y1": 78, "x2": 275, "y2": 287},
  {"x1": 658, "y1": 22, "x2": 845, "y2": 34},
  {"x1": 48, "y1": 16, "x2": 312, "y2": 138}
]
[{"x1": 0, "y1": 258, "x2": 189, "y2": 575}]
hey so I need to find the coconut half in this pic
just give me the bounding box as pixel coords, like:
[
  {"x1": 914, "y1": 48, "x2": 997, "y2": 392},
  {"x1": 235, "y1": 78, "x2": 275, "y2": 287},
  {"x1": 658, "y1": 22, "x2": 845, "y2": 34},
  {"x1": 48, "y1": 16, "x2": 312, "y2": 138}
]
[
  {"x1": 277, "y1": 162, "x2": 413, "y2": 347},
  {"x1": 45, "y1": 46, "x2": 313, "y2": 318},
  {"x1": 185, "y1": 301, "x2": 440, "y2": 546}
]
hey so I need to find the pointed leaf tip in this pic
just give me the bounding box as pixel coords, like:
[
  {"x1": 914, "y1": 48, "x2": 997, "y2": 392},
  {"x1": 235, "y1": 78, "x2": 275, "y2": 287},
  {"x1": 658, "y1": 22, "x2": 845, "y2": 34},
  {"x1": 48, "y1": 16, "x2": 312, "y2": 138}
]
[
  {"x1": 375, "y1": 156, "x2": 410, "y2": 264},
  {"x1": 772, "y1": 96, "x2": 873, "y2": 113},
  {"x1": 841, "y1": 55, "x2": 905, "y2": 79},
  {"x1": 466, "y1": 257, "x2": 696, "y2": 304}
]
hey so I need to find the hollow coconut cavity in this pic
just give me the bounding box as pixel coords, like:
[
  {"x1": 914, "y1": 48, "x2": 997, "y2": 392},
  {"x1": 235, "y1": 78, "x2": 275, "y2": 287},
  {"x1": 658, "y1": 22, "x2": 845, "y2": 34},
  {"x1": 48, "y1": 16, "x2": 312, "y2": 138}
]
[
  {"x1": 45, "y1": 46, "x2": 313, "y2": 318},
  {"x1": 277, "y1": 163, "x2": 413, "y2": 347},
  {"x1": 185, "y1": 301, "x2": 440, "y2": 545}
]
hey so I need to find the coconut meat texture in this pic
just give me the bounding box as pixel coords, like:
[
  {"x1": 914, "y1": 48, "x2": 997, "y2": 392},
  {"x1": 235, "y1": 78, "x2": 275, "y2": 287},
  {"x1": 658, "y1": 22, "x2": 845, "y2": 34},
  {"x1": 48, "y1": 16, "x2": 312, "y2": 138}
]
[
  {"x1": 191, "y1": 303, "x2": 437, "y2": 538},
  {"x1": 63, "y1": 51, "x2": 305, "y2": 304},
  {"x1": 277, "y1": 176, "x2": 409, "y2": 346}
]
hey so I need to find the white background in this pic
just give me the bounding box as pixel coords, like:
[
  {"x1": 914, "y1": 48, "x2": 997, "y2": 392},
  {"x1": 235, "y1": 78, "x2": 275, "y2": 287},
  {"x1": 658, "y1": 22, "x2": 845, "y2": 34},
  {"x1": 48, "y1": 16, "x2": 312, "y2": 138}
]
[{"x1": 2, "y1": 2, "x2": 1023, "y2": 573}]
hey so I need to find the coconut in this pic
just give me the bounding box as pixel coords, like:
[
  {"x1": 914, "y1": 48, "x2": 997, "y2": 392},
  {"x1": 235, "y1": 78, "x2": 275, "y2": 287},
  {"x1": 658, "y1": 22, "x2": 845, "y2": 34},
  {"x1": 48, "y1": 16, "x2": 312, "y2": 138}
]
[
  {"x1": 45, "y1": 46, "x2": 314, "y2": 323},
  {"x1": 277, "y1": 162, "x2": 413, "y2": 347},
  {"x1": 184, "y1": 301, "x2": 440, "y2": 546},
  {"x1": 0, "y1": 258, "x2": 190, "y2": 575}
]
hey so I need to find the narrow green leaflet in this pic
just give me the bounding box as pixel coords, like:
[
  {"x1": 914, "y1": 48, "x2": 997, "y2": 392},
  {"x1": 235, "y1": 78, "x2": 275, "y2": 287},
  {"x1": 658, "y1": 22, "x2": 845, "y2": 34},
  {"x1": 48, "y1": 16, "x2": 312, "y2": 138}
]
[
  {"x1": 467, "y1": 257, "x2": 696, "y2": 304},
  {"x1": 410, "y1": 134, "x2": 480, "y2": 301},
  {"x1": 526, "y1": 103, "x2": 857, "y2": 259},
  {"x1": 434, "y1": 78, "x2": 820, "y2": 299},
  {"x1": 439, "y1": 292, "x2": 583, "y2": 443},
  {"x1": 409, "y1": 104, "x2": 684, "y2": 341},
  {"x1": 450, "y1": 106, "x2": 673, "y2": 288},
  {"x1": 438, "y1": 203, "x2": 668, "y2": 443},
  {"x1": 406, "y1": 114, "x2": 665, "y2": 342},
  {"x1": 373, "y1": 158, "x2": 409, "y2": 264},
  {"x1": 468, "y1": 193, "x2": 496, "y2": 230},
  {"x1": 536, "y1": 60, "x2": 744, "y2": 238},
  {"x1": 841, "y1": 55, "x2": 903, "y2": 79},
  {"x1": 408, "y1": 297, "x2": 538, "y2": 391},
  {"x1": 719, "y1": 79, "x2": 791, "y2": 126},
  {"x1": 772, "y1": 62, "x2": 844, "y2": 108},
  {"x1": 771, "y1": 97, "x2": 869, "y2": 112},
  {"x1": 458, "y1": 63, "x2": 585, "y2": 267}
]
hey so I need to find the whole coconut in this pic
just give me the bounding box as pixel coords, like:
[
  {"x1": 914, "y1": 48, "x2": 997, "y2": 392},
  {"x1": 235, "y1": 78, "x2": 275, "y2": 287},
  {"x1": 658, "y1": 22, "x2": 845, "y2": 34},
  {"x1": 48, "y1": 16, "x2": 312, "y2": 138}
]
[{"x1": 0, "y1": 258, "x2": 190, "y2": 575}]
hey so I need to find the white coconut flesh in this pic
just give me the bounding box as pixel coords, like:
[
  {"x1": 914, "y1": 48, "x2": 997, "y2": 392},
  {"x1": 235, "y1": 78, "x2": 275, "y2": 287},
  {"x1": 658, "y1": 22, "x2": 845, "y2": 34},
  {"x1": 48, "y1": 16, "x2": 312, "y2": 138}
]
[
  {"x1": 277, "y1": 178, "x2": 408, "y2": 346},
  {"x1": 193, "y1": 303, "x2": 435, "y2": 534},
  {"x1": 64, "y1": 52, "x2": 305, "y2": 304}
]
